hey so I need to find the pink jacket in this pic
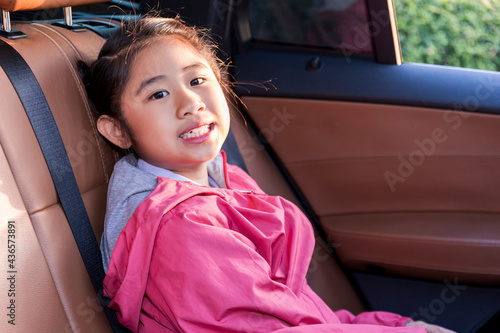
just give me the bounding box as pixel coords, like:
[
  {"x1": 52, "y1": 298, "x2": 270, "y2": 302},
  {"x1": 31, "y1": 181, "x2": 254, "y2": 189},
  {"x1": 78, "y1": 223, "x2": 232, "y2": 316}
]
[{"x1": 103, "y1": 152, "x2": 424, "y2": 332}]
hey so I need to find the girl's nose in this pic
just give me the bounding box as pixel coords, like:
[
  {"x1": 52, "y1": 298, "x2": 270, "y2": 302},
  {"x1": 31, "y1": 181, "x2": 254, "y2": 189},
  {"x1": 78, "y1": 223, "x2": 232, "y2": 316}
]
[{"x1": 176, "y1": 89, "x2": 206, "y2": 118}]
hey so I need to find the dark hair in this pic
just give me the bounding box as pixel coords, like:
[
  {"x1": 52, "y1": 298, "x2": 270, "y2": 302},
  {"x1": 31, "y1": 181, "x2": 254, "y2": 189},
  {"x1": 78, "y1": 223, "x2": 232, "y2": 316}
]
[{"x1": 79, "y1": 15, "x2": 233, "y2": 147}]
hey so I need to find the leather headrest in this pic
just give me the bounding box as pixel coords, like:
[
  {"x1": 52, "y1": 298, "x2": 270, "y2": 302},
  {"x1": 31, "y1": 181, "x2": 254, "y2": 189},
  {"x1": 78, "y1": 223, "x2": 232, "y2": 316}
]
[{"x1": 0, "y1": 0, "x2": 109, "y2": 12}]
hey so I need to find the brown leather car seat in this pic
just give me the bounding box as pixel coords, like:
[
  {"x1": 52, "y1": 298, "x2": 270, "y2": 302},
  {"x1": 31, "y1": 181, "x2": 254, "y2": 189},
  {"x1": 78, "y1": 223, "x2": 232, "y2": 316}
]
[{"x1": 0, "y1": 0, "x2": 119, "y2": 331}]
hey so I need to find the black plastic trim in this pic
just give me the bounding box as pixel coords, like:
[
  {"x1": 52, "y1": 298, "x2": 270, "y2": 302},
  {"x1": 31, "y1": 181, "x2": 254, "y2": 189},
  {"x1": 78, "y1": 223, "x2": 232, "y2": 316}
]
[
  {"x1": 233, "y1": 49, "x2": 500, "y2": 115},
  {"x1": 52, "y1": 22, "x2": 87, "y2": 32},
  {"x1": 0, "y1": 29, "x2": 26, "y2": 39},
  {"x1": 74, "y1": 19, "x2": 121, "y2": 38},
  {"x1": 366, "y1": 0, "x2": 401, "y2": 64}
]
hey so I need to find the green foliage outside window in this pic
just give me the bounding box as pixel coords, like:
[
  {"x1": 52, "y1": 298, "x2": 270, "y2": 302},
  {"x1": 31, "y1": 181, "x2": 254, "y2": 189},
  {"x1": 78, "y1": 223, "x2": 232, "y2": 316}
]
[{"x1": 394, "y1": 0, "x2": 500, "y2": 71}]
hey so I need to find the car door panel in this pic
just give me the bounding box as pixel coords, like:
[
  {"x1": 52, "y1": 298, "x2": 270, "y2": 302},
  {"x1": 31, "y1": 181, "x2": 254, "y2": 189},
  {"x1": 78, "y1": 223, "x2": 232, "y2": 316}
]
[{"x1": 240, "y1": 95, "x2": 500, "y2": 286}]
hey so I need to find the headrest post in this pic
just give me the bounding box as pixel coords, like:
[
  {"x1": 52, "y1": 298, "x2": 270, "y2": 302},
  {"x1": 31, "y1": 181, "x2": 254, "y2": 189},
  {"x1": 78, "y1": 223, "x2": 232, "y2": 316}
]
[
  {"x1": 63, "y1": 6, "x2": 73, "y2": 26},
  {"x1": 52, "y1": 6, "x2": 85, "y2": 32},
  {"x1": 0, "y1": 10, "x2": 25, "y2": 39},
  {"x1": 2, "y1": 10, "x2": 11, "y2": 32}
]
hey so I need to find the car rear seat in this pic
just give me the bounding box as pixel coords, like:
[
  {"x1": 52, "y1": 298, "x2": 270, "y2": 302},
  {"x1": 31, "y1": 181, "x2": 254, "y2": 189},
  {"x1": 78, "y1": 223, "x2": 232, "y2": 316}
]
[
  {"x1": 0, "y1": 0, "x2": 119, "y2": 331},
  {"x1": 0, "y1": 1, "x2": 364, "y2": 332}
]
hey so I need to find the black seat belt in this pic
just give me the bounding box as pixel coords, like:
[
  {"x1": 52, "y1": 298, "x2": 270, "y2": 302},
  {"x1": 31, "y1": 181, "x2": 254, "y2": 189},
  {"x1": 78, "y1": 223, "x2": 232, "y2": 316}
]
[{"x1": 0, "y1": 39, "x2": 126, "y2": 332}]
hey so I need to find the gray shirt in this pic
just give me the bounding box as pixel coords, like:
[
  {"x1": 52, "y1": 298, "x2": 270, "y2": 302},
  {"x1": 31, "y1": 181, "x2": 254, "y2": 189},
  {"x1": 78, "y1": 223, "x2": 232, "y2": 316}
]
[{"x1": 101, "y1": 153, "x2": 227, "y2": 272}]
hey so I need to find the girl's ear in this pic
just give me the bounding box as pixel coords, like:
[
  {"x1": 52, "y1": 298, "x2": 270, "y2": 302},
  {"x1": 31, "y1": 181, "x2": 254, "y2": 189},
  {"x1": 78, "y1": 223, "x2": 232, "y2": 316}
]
[{"x1": 96, "y1": 115, "x2": 132, "y2": 149}]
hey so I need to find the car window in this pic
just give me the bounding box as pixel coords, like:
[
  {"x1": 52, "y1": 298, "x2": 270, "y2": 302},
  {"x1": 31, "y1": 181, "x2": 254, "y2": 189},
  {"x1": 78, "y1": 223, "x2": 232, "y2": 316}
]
[
  {"x1": 248, "y1": 0, "x2": 373, "y2": 56},
  {"x1": 394, "y1": 0, "x2": 500, "y2": 71}
]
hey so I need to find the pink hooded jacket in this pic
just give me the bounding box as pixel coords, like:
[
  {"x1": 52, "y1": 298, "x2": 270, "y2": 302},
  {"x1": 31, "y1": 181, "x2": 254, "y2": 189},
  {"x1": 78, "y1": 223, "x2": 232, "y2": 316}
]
[{"x1": 103, "y1": 152, "x2": 424, "y2": 332}]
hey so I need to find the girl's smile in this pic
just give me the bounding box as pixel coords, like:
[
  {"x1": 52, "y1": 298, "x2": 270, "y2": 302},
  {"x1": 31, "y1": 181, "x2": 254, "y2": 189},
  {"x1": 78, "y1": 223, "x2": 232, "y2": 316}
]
[{"x1": 179, "y1": 122, "x2": 215, "y2": 141}]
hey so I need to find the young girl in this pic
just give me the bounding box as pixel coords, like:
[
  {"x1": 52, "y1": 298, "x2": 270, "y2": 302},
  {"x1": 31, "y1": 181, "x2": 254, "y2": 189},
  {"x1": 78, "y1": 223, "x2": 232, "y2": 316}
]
[{"x1": 81, "y1": 16, "x2": 455, "y2": 333}]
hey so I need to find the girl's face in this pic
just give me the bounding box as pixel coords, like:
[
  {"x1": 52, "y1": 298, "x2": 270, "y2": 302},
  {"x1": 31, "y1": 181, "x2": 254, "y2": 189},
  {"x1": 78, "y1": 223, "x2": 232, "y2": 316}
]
[{"x1": 120, "y1": 37, "x2": 230, "y2": 175}]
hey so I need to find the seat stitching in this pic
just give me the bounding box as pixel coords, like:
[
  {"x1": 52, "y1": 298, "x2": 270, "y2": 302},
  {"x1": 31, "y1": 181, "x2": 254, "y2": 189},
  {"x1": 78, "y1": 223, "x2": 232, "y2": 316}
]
[{"x1": 25, "y1": 23, "x2": 110, "y2": 181}]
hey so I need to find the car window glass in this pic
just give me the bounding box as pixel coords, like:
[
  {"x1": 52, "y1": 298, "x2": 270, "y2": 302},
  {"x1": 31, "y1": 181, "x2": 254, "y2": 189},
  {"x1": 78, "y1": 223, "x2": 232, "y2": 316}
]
[
  {"x1": 394, "y1": 0, "x2": 500, "y2": 71},
  {"x1": 248, "y1": 0, "x2": 373, "y2": 55}
]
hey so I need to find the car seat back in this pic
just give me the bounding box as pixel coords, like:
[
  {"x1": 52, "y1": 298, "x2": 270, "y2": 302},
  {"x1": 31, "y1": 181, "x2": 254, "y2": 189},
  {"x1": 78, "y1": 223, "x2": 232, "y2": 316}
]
[{"x1": 0, "y1": 1, "x2": 118, "y2": 331}]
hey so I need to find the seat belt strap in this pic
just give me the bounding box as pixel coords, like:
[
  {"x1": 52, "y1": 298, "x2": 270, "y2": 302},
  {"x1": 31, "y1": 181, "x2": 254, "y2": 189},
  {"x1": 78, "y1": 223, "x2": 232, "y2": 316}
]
[{"x1": 0, "y1": 39, "x2": 125, "y2": 332}]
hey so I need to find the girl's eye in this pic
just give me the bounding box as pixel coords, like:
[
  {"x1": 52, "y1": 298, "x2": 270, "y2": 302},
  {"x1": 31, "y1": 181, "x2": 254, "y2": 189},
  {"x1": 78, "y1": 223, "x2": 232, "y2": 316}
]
[
  {"x1": 190, "y1": 78, "x2": 204, "y2": 86},
  {"x1": 150, "y1": 91, "x2": 168, "y2": 100}
]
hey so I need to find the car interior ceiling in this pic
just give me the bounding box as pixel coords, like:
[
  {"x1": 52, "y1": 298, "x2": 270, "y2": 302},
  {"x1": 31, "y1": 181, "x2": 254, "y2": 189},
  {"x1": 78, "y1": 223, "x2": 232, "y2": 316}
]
[{"x1": 0, "y1": 0, "x2": 499, "y2": 332}]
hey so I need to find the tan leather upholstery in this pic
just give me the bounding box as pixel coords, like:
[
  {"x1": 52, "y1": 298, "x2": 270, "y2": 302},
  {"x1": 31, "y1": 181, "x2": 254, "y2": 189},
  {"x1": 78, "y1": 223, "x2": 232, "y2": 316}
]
[
  {"x1": 242, "y1": 96, "x2": 500, "y2": 285},
  {"x1": 0, "y1": 20, "x2": 119, "y2": 332},
  {"x1": 322, "y1": 213, "x2": 500, "y2": 284},
  {"x1": 0, "y1": 0, "x2": 106, "y2": 11}
]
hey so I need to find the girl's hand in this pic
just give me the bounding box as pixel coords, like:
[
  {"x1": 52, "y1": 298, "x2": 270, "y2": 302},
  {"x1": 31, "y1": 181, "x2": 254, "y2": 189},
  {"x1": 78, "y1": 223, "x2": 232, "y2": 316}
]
[{"x1": 405, "y1": 320, "x2": 458, "y2": 333}]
